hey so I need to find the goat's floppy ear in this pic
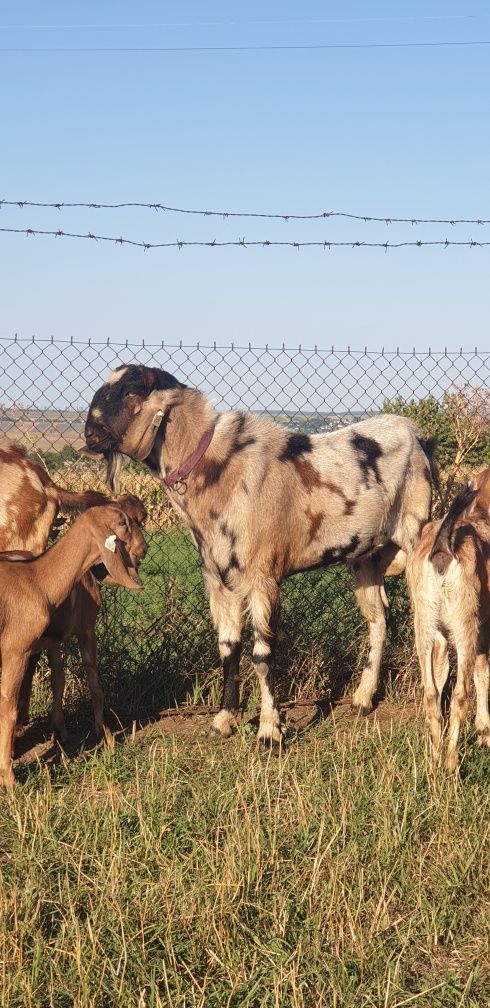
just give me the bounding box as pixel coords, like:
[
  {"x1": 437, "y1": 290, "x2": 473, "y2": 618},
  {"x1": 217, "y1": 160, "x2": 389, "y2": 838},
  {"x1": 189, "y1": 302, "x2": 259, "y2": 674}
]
[
  {"x1": 119, "y1": 388, "x2": 182, "y2": 462},
  {"x1": 98, "y1": 528, "x2": 143, "y2": 590}
]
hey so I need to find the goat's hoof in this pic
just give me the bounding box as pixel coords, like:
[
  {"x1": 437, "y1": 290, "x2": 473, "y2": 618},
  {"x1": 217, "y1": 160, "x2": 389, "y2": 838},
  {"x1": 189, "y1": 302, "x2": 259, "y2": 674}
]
[
  {"x1": 209, "y1": 725, "x2": 234, "y2": 741},
  {"x1": 257, "y1": 735, "x2": 284, "y2": 754},
  {"x1": 351, "y1": 703, "x2": 371, "y2": 717},
  {"x1": 0, "y1": 772, "x2": 15, "y2": 794},
  {"x1": 476, "y1": 728, "x2": 490, "y2": 748},
  {"x1": 101, "y1": 725, "x2": 114, "y2": 748},
  {"x1": 53, "y1": 726, "x2": 68, "y2": 745},
  {"x1": 210, "y1": 710, "x2": 236, "y2": 740}
]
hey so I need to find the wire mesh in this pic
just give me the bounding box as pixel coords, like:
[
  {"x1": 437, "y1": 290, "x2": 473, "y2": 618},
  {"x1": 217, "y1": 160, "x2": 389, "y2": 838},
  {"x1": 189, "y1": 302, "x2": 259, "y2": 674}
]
[{"x1": 1, "y1": 335, "x2": 489, "y2": 714}]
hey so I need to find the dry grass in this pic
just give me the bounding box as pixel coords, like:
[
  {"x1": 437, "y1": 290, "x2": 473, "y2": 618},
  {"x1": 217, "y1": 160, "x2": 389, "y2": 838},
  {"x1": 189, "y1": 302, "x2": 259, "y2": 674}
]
[{"x1": 1, "y1": 714, "x2": 488, "y2": 1008}]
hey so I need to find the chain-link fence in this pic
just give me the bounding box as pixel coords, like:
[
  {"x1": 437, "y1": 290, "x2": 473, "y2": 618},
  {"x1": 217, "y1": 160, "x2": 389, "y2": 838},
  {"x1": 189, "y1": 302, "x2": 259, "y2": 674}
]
[{"x1": 1, "y1": 335, "x2": 489, "y2": 719}]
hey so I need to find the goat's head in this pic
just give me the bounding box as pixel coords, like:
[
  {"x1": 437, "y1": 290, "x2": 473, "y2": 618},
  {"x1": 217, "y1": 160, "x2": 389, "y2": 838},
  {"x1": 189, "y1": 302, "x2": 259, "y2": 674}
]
[
  {"x1": 87, "y1": 504, "x2": 148, "y2": 590},
  {"x1": 84, "y1": 365, "x2": 185, "y2": 491}
]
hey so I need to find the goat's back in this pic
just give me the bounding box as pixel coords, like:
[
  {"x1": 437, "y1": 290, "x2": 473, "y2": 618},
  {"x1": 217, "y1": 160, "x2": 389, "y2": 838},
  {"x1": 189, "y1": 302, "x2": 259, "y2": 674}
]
[
  {"x1": 189, "y1": 412, "x2": 433, "y2": 579},
  {"x1": 0, "y1": 442, "x2": 59, "y2": 552}
]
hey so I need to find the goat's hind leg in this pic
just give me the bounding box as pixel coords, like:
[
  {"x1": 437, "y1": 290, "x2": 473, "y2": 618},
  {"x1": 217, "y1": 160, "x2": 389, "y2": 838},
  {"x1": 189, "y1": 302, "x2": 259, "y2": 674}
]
[
  {"x1": 423, "y1": 631, "x2": 449, "y2": 762},
  {"x1": 249, "y1": 582, "x2": 282, "y2": 751},
  {"x1": 351, "y1": 557, "x2": 387, "y2": 715},
  {"x1": 76, "y1": 630, "x2": 109, "y2": 742},
  {"x1": 47, "y1": 643, "x2": 68, "y2": 743},
  {"x1": 473, "y1": 621, "x2": 490, "y2": 748}
]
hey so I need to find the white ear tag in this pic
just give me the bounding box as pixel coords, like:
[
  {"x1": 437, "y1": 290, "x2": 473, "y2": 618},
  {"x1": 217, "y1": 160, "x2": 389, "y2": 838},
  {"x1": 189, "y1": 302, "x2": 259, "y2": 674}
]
[
  {"x1": 152, "y1": 409, "x2": 164, "y2": 427},
  {"x1": 104, "y1": 534, "x2": 117, "y2": 553}
]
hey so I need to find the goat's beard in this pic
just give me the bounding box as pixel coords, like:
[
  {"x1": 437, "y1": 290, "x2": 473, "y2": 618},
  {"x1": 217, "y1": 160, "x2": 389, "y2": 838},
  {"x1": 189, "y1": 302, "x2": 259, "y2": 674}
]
[{"x1": 105, "y1": 450, "x2": 124, "y2": 493}]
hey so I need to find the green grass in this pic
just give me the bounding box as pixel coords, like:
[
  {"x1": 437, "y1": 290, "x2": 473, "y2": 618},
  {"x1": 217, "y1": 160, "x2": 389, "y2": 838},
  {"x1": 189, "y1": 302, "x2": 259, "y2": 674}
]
[
  {"x1": 6, "y1": 526, "x2": 490, "y2": 1007},
  {"x1": 2, "y1": 718, "x2": 489, "y2": 1007}
]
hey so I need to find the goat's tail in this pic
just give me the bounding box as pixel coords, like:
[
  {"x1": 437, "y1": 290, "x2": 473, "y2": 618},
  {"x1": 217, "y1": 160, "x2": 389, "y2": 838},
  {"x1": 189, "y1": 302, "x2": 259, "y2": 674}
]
[
  {"x1": 417, "y1": 436, "x2": 440, "y2": 491},
  {"x1": 429, "y1": 484, "x2": 478, "y2": 574},
  {"x1": 53, "y1": 485, "x2": 110, "y2": 513}
]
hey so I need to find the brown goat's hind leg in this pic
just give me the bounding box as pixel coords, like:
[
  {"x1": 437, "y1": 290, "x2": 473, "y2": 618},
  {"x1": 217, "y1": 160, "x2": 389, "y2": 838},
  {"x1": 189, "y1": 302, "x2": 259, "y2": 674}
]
[
  {"x1": 47, "y1": 643, "x2": 68, "y2": 743},
  {"x1": 474, "y1": 623, "x2": 490, "y2": 748},
  {"x1": 250, "y1": 585, "x2": 282, "y2": 750},
  {"x1": 209, "y1": 584, "x2": 245, "y2": 739},
  {"x1": 76, "y1": 631, "x2": 108, "y2": 742},
  {"x1": 350, "y1": 559, "x2": 387, "y2": 715}
]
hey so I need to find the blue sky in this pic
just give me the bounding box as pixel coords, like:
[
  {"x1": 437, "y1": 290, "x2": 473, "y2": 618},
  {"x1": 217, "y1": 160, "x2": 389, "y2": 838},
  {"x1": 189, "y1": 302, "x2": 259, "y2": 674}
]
[{"x1": 1, "y1": 1, "x2": 489, "y2": 351}]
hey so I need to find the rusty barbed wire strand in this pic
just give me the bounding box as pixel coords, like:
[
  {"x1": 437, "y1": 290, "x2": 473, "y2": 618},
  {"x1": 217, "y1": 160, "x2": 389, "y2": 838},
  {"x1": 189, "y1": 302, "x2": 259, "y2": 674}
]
[
  {"x1": 1, "y1": 199, "x2": 489, "y2": 225},
  {"x1": 1, "y1": 226, "x2": 489, "y2": 250}
]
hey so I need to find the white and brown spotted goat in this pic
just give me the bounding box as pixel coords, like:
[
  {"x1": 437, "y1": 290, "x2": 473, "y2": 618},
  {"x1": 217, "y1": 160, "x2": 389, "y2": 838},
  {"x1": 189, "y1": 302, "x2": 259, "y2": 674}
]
[
  {"x1": 408, "y1": 468, "x2": 490, "y2": 770},
  {"x1": 85, "y1": 365, "x2": 437, "y2": 748}
]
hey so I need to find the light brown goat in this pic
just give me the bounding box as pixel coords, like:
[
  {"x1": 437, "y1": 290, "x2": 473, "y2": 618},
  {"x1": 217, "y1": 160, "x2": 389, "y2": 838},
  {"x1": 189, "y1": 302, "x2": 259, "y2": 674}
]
[
  {"x1": 85, "y1": 364, "x2": 437, "y2": 748},
  {"x1": 408, "y1": 469, "x2": 490, "y2": 770},
  {"x1": 0, "y1": 441, "x2": 109, "y2": 553},
  {"x1": 0, "y1": 504, "x2": 145, "y2": 789},
  {"x1": 14, "y1": 494, "x2": 148, "y2": 743}
]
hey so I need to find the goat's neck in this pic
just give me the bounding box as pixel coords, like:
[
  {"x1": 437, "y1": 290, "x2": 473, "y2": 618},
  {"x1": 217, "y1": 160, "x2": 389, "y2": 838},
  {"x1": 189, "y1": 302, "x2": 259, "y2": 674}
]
[
  {"x1": 30, "y1": 522, "x2": 99, "y2": 609},
  {"x1": 159, "y1": 388, "x2": 217, "y2": 476}
]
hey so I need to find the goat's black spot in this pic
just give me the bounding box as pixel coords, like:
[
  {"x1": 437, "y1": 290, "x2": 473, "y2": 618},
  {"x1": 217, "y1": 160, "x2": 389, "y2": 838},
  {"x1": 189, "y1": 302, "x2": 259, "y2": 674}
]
[
  {"x1": 232, "y1": 437, "x2": 257, "y2": 455},
  {"x1": 221, "y1": 643, "x2": 242, "y2": 712},
  {"x1": 199, "y1": 458, "x2": 227, "y2": 489},
  {"x1": 219, "y1": 522, "x2": 237, "y2": 547},
  {"x1": 252, "y1": 652, "x2": 271, "y2": 665},
  {"x1": 351, "y1": 433, "x2": 383, "y2": 485},
  {"x1": 217, "y1": 550, "x2": 242, "y2": 588},
  {"x1": 279, "y1": 433, "x2": 313, "y2": 461},
  {"x1": 321, "y1": 535, "x2": 360, "y2": 566},
  {"x1": 209, "y1": 509, "x2": 220, "y2": 521}
]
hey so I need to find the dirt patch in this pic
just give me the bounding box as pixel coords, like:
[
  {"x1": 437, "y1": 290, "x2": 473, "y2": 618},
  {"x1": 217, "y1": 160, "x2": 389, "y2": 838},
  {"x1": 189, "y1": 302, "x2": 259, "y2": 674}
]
[{"x1": 14, "y1": 697, "x2": 421, "y2": 773}]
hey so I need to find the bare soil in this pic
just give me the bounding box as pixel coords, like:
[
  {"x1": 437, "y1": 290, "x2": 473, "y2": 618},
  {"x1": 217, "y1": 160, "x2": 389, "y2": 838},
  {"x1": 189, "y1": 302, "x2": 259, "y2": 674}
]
[{"x1": 14, "y1": 696, "x2": 421, "y2": 774}]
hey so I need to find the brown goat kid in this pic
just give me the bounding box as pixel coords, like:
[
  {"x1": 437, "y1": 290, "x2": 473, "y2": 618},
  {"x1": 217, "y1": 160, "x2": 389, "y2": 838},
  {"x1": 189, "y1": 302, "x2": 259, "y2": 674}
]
[
  {"x1": 408, "y1": 469, "x2": 490, "y2": 770},
  {"x1": 0, "y1": 439, "x2": 147, "y2": 738},
  {"x1": 85, "y1": 365, "x2": 436, "y2": 749},
  {"x1": 14, "y1": 495, "x2": 148, "y2": 743},
  {"x1": 0, "y1": 504, "x2": 145, "y2": 789}
]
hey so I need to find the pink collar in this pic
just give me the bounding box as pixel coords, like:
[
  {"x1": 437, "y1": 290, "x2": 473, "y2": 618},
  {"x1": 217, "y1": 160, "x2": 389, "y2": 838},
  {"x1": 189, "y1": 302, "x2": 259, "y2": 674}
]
[{"x1": 164, "y1": 426, "x2": 215, "y2": 489}]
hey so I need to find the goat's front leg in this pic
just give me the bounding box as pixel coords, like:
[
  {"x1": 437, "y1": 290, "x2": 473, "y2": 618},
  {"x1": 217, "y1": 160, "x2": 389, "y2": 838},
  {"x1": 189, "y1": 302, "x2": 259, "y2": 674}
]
[
  {"x1": 350, "y1": 558, "x2": 387, "y2": 715},
  {"x1": 17, "y1": 653, "x2": 38, "y2": 730},
  {"x1": 250, "y1": 583, "x2": 282, "y2": 750},
  {"x1": 46, "y1": 643, "x2": 68, "y2": 743},
  {"x1": 0, "y1": 651, "x2": 30, "y2": 789},
  {"x1": 208, "y1": 577, "x2": 245, "y2": 739},
  {"x1": 474, "y1": 623, "x2": 490, "y2": 747}
]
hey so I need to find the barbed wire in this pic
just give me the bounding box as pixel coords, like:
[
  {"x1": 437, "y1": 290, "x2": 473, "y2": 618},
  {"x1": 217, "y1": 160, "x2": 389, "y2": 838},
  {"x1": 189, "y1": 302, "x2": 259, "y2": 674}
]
[
  {"x1": 1, "y1": 226, "x2": 489, "y2": 250},
  {"x1": 2, "y1": 40, "x2": 490, "y2": 53},
  {"x1": 1, "y1": 199, "x2": 489, "y2": 226}
]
